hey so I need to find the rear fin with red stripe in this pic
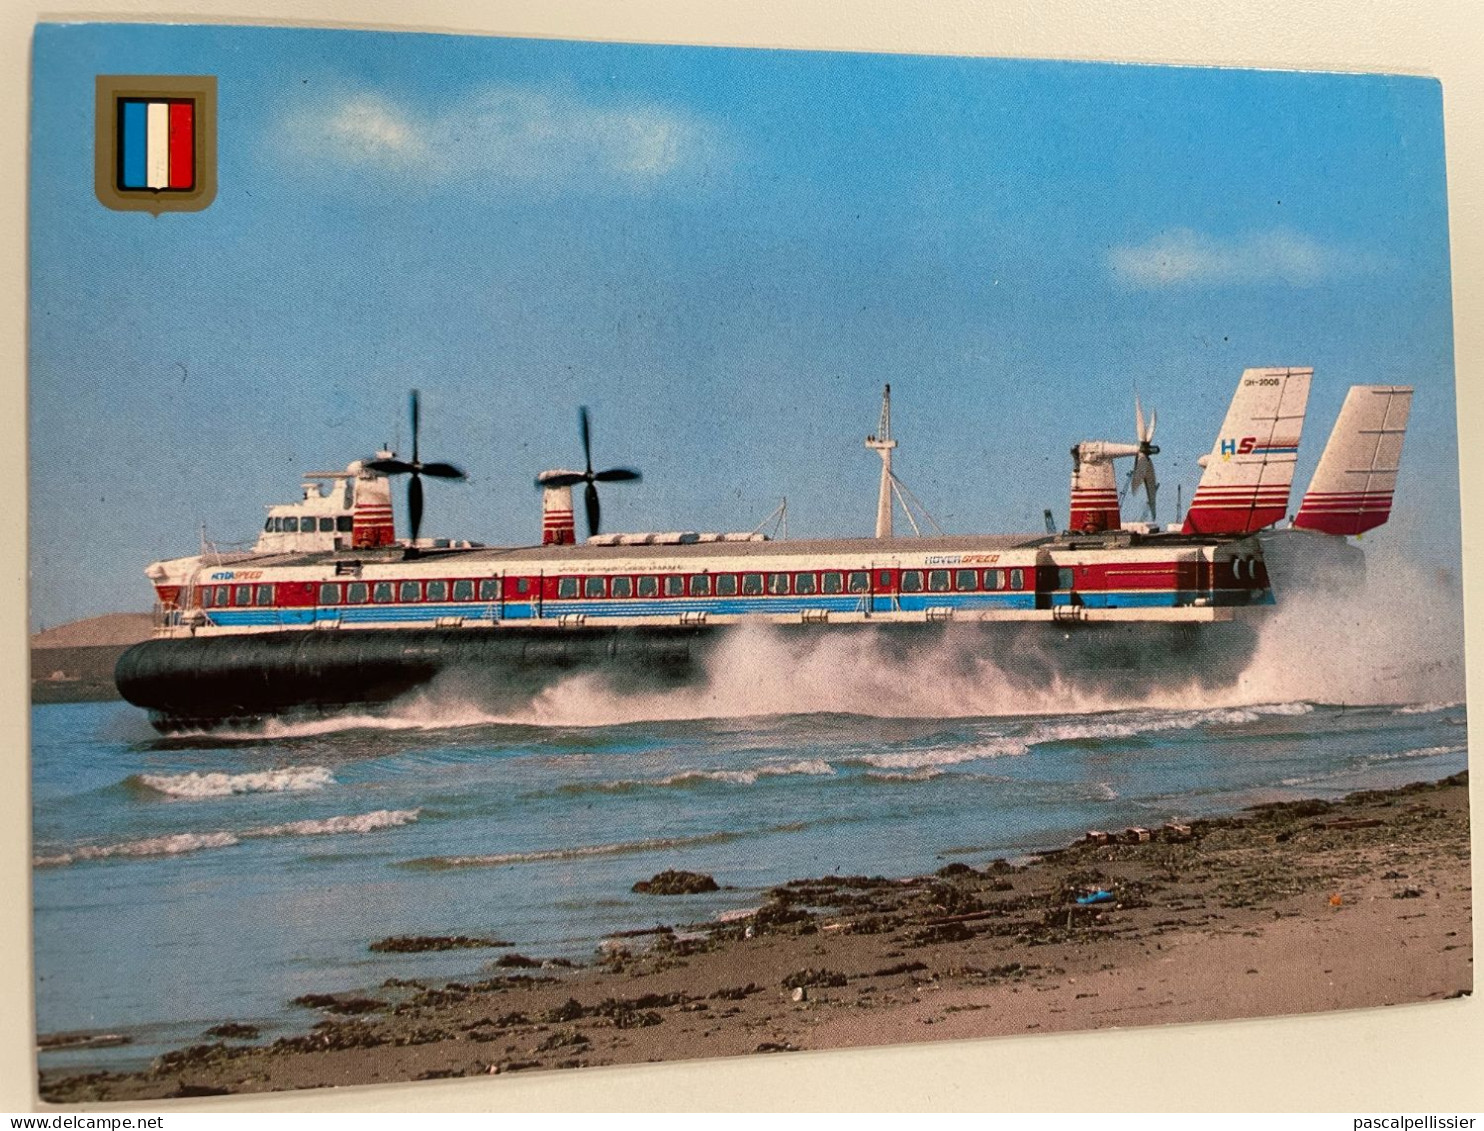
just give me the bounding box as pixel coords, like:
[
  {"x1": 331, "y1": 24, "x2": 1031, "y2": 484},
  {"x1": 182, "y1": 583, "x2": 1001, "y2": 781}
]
[
  {"x1": 1292, "y1": 385, "x2": 1412, "y2": 536},
  {"x1": 1182, "y1": 367, "x2": 1312, "y2": 535}
]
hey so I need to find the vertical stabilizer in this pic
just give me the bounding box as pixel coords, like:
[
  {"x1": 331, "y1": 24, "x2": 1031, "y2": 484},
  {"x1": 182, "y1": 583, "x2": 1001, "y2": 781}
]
[
  {"x1": 1292, "y1": 385, "x2": 1412, "y2": 536},
  {"x1": 1182, "y1": 367, "x2": 1312, "y2": 535}
]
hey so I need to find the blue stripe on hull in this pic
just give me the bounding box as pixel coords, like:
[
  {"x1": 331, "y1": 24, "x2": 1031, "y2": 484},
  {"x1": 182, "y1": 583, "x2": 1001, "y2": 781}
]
[{"x1": 203, "y1": 586, "x2": 1261, "y2": 628}]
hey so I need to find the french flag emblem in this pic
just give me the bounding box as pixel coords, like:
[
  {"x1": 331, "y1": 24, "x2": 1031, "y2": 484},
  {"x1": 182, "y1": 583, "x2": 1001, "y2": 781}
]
[
  {"x1": 117, "y1": 99, "x2": 196, "y2": 191},
  {"x1": 95, "y1": 76, "x2": 216, "y2": 214}
]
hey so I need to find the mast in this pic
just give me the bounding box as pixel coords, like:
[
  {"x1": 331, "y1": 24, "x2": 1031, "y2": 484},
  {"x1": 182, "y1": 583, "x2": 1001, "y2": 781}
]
[{"x1": 865, "y1": 384, "x2": 898, "y2": 539}]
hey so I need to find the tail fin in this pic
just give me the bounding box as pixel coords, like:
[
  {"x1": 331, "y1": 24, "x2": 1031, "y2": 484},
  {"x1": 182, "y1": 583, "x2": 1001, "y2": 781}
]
[
  {"x1": 1292, "y1": 385, "x2": 1412, "y2": 536},
  {"x1": 1182, "y1": 367, "x2": 1312, "y2": 535}
]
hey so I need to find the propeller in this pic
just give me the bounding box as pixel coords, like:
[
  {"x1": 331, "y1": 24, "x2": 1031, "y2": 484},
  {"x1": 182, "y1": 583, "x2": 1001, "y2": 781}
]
[
  {"x1": 365, "y1": 389, "x2": 466, "y2": 549},
  {"x1": 1127, "y1": 395, "x2": 1160, "y2": 521},
  {"x1": 535, "y1": 406, "x2": 641, "y2": 538}
]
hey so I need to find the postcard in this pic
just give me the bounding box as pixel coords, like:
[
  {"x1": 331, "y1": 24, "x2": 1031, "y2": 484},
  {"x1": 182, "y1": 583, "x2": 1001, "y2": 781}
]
[{"x1": 24, "y1": 18, "x2": 1473, "y2": 1107}]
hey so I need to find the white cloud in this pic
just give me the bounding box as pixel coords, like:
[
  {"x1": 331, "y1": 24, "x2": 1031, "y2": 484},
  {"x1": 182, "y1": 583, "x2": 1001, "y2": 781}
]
[
  {"x1": 279, "y1": 84, "x2": 716, "y2": 187},
  {"x1": 1109, "y1": 228, "x2": 1378, "y2": 288}
]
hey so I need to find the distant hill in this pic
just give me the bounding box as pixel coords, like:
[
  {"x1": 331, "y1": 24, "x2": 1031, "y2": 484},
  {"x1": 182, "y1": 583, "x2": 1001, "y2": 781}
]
[
  {"x1": 31, "y1": 614, "x2": 153, "y2": 704},
  {"x1": 32, "y1": 613, "x2": 153, "y2": 650}
]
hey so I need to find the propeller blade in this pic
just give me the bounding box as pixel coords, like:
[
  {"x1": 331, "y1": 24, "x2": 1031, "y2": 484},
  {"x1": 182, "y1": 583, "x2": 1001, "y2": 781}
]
[
  {"x1": 1147, "y1": 408, "x2": 1157, "y2": 442},
  {"x1": 593, "y1": 467, "x2": 641, "y2": 483},
  {"x1": 407, "y1": 474, "x2": 424, "y2": 545},
  {"x1": 1146, "y1": 478, "x2": 1158, "y2": 522},
  {"x1": 538, "y1": 472, "x2": 587, "y2": 489},
  {"x1": 584, "y1": 480, "x2": 600, "y2": 538},
  {"x1": 1135, "y1": 396, "x2": 1146, "y2": 444},
  {"x1": 410, "y1": 389, "x2": 421, "y2": 464},
  {"x1": 419, "y1": 462, "x2": 466, "y2": 480},
  {"x1": 365, "y1": 459, "x2": 415, "y2": 476},
  {"x1": 579, "y1": 406, "x2": 593, "y2": 476}
]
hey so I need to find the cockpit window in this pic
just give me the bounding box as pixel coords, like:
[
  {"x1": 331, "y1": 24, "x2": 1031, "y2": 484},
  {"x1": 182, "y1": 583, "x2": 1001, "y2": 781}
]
[{"x1": 263, "y1": 519, "x2": 273, "y2": 533}]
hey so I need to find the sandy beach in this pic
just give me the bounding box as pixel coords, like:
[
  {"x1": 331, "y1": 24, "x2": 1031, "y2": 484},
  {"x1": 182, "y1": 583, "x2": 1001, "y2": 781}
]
[{"x1": 37, "y1": 771, "x2": 1472, "y2": 1104}]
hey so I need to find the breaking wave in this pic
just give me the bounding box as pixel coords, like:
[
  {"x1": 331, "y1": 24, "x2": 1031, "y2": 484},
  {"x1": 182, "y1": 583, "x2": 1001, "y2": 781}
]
[
  {"x1": 554, "y1": 760, "x2": 835, "y2": 795},
  {"x1": 1395, "y1": 701, "x2": 1465, "y2": 716},
  {"x1": 34, "y1": 808, "x2": 420, "y2": 868},
  {"x1": 399, "y1": 822, "x2": 812, "y2": 870},
  {"x1": 130, "y1": 765, "x2": 335, "y2": 799}
]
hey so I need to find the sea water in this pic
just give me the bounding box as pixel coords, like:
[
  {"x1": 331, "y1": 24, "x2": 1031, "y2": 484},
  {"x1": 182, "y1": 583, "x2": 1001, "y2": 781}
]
[{"x1": 30, "y1": 569, "x2": 1473, "y2": 1073}]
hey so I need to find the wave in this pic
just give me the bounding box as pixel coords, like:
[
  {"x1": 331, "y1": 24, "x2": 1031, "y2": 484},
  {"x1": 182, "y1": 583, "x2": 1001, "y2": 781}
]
[
  {"x1": 1369, "y1": 743, "x2": 1468, "y2": 763},
  {"x1": 1394, "y1": 701, "x2": 1466, "y2": 716},
  {"x1": 130, "y1": 765, "x2": 335, "y2": 799},
  {"x1": 34, "y1": 808, "x2": 420, "y2": 868},
  {"x1": 846, "y1": 738, "x2": 1028, "y2": 771},
  {"x1": 555, "y1": 759, "x2": 835, "y2": 795},
  {"x1": 1025, "y1": 701, "x2": 1314, "y2": 746},
  {"x1": 863, "y1": 767, "x2": 945, "y2": 782},
  {"x1": 399, "y1": 821, "x2": 813, "y2": 870}
]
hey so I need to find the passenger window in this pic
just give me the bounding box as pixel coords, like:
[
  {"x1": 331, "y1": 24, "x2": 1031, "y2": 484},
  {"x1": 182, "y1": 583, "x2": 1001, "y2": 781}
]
[
  {"x1": 255, "y1": 585, "x2": 273, "y2": 606},
  {"x1": 767, "y1": 573, "x2": 790, "y2": 595},
  {"x1": 928, "y1": 570, "x2": 950, "y2": 593},
  {"x1": 373, "y1": 582, "x2": 395, "y2": 603},
  {"x1": 234, "y1": 585, "x2": 252, "y2": 606},
  {"x1": 901, "y1": 571, "x2": 923, "y2": 593},
  {"x1": 638, "y1": 576, "x2": 659, "y2": 597},
  {"x1": 426, "y1": 580, "x2": 448, "y2": 602},
  {"x1": 202, "y1": 588, "x2": 215, "y2": 608},
  {"x1": 347, "y1": 582, "x2": 369, "y2": 604},
  {"x1": 665, "y1": 576, "x2": 685, "y2": 597},
  {"x1": 822, "y1": 572, "x2": 843, "y2": 594},
  {"x1": 513, "y1": 578, "x2": 530, "y2": 596},
  {"x1": 955, "y1": 569, "x2": 977, "y2": 591},
  {"x1": 337, "y1": 516, "x2": 353, "y2": 533},
  {"x1": 611, "y1": 577, "x2": 633, "y2": 598},
  {"x1": 557, "y1": 577, "x2": 579, "y2": 598},
  {"x1": 453, "y1": 579, "x2": 474, "y2": 601},
  {"x1": 216, "y1": 586, "x2": 229, "y2": 606},
  {"x1": 584, "y1": 577, "x2": 606, "y2": 598},
  {"x1": 1010, "y1": 568, "x2": 1024, "y2": 590},
  {"x1": 400, "y1": 581, "x2": 421, "y2": 602},
  {"x1": 848, "y1": 571, "x2": 870, "y2": 594},
  {"x1": 795, "y1": 573, "x2": 816, "y2": 596},
  {"x1": 263, "y1": 519, "x2": 273, "y2": 533},
  {"x1": 481, "y1": 579, "x2": 502, "y2": 600},
  {"x1": 878, "y1": 570, "x2": 892, "y2": 587},
  {"x1": 741, "y1": 573, "x2": 763, "y2": 595},
  {"x1": 690, "y1": 575, "x2": 711, "y2": 596},
  {"x1": 318, "y1": 583, "x2": 341, "y2": 605},
  {"x1": 283, "y1": 517, "x2": 299, "y2": 533},
  {"x1": 319, "y1": 517, "x2": 334, "y2": 533},
  {"x1": 715, "y1": 574, "x2": 738, "y2": 596}
]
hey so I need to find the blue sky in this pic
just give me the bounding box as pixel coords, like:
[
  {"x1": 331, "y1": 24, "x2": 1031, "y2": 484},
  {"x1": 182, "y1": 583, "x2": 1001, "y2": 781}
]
[{"x1": 29, "y1": 24, "x2": 1459, "y2": 628}]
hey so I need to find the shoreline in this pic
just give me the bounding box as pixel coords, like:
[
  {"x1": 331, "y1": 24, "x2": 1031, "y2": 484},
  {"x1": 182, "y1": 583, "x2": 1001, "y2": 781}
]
[{"x1": 38, "y1": 771, "x2": 1473, "y2": 1104}]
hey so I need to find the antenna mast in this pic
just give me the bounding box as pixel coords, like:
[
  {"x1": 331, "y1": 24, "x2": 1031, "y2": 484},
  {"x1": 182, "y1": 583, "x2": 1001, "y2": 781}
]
[{"x1": 865, "y1": 384, "x2": 898, "y2": 539}]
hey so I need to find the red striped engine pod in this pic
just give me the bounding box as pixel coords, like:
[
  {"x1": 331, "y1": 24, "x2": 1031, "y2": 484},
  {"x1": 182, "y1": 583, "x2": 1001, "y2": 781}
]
[
  {"x1": 1069, "y1": 490, "x2": 1121, "y2": 534},
  {"x1": 538, "y1": 478, "x2": 578, "y2": 545}
]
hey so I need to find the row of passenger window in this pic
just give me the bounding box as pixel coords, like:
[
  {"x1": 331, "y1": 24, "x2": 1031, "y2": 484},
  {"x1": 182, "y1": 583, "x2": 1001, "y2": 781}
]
[
  {"x1": 263, "y1": 515, "x2": 355, "y2": 534},
  {"x1": 552, "y1": 567, "x2": 1026, "y2": 599},
  {"x1": 199, "y1": 567, "x2": 1031, "y2": 610}
]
